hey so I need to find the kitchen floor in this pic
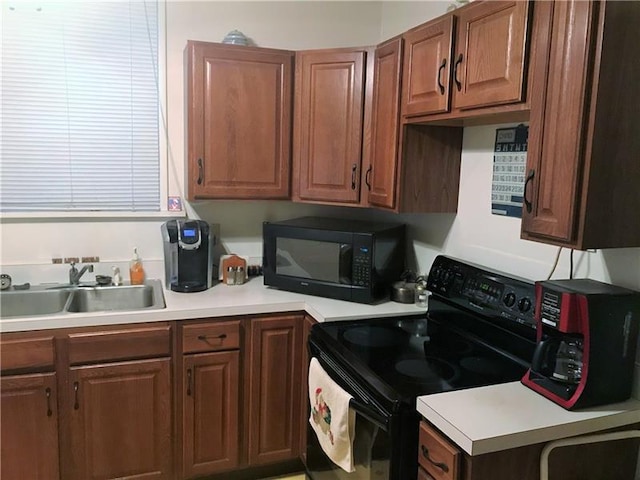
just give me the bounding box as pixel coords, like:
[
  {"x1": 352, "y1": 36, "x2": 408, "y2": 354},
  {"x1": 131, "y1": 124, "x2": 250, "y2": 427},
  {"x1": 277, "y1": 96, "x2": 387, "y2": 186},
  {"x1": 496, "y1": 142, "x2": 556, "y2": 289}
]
[{"x1": 264, "y1": 475, "x2": 307, "y2": 480}]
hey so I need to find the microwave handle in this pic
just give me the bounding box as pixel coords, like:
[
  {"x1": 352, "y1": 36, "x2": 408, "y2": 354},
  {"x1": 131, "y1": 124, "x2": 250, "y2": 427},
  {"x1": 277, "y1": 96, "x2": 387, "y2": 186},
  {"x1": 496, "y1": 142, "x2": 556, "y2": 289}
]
[{"x1": 339, "y1": 244, "x2": 353, "y2": 285}]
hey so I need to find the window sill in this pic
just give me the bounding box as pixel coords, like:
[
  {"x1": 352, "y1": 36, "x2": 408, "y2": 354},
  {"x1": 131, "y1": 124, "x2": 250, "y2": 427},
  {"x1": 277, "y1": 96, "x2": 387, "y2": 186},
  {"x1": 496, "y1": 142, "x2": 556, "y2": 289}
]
[{"x1": 0, "y1": 211, "x2": 186, "y2": 222}]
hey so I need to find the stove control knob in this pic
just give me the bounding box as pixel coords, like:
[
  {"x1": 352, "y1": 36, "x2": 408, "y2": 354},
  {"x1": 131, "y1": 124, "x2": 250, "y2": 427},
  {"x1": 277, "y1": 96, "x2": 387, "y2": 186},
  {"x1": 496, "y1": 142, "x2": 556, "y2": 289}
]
[
  {"x1": 518, "y1": 297, "x2": 532, "y2": 312},
  {"x1": 503, "y1": 292, "x2": 516, "y2": 308}
]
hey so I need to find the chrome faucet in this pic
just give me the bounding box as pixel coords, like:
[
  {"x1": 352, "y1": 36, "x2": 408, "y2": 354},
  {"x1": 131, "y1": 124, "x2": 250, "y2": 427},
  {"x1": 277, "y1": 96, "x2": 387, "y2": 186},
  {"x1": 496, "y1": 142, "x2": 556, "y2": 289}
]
[{"x1": 69, "y1": 262, "x2": 94, "y2": 285}]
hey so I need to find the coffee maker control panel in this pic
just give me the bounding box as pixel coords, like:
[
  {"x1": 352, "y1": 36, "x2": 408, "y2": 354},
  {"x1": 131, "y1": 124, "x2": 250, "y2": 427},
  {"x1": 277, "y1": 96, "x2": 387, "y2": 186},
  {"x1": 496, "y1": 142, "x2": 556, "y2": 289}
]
[{"x1": 427, "y1": 255, "x2": 536, "y2": 330}]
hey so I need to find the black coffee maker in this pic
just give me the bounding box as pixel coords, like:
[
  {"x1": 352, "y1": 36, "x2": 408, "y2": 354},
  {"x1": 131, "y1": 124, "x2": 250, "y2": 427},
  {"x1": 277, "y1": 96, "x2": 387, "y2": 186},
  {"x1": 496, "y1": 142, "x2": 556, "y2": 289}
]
[
  {"x1": 161, "y1": 220, "x2": 216, "y2": 292},
  {"x1": 522, "y1": 278, "x2": 640, "y2": 409}
]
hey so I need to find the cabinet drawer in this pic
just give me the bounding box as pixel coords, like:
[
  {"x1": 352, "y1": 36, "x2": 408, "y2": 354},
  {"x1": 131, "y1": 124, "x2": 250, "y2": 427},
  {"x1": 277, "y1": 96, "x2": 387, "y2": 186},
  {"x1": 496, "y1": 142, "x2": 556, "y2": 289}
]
[
  {"x1": 68, "y1": 325, "x2": 171, "y2": 365},
  {"x1": 182, "y1": 320, "x2": 240, "y2": 353},
  {"x1": 418, "y1": 422, "x2": 460, "y2": 480},
  {"x1": 0, "y1": 334, "x2": 55, "y2": 371}
]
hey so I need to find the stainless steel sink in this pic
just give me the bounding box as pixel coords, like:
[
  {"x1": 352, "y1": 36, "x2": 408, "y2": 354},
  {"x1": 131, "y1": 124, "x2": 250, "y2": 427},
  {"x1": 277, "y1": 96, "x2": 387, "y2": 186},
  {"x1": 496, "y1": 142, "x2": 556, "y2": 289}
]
[
  {"x1": 66, "y1": 283, "x2": 162, "y2": 313},
  {"x1": 0, "y1": 280, "x2": 165, "y2": 318},
  {"x1": 0, "y1": 289, "x2": 71, "y2": 317}
]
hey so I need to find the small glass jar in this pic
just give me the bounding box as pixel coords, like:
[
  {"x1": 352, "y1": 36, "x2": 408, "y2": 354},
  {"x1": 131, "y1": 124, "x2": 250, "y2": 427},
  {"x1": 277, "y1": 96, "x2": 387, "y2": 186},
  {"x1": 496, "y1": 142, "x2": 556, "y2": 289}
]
[
  {"x1": 226, "y1": 266, "x2": 236, "y2": 285},
  {"x1": 414, "y1": 283, "x2": 429, "y2": 308},
  {"x1": 235, "y1": 266, "x2": 245, "y2": 285}
]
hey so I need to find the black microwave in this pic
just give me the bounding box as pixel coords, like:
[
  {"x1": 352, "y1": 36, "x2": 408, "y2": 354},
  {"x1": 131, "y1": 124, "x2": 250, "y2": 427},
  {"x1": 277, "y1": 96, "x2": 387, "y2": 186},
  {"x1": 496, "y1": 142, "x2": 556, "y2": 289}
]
[{"x1": 263, "y1": 216, "x2": 405, "y2": 304}]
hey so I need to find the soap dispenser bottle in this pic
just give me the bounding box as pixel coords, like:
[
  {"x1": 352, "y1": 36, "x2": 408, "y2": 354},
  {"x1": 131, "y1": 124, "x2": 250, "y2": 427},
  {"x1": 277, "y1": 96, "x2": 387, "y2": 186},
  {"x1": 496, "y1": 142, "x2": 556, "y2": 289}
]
[{"x1": 129, "y1": 248, "x2": 146, "y2": 285}]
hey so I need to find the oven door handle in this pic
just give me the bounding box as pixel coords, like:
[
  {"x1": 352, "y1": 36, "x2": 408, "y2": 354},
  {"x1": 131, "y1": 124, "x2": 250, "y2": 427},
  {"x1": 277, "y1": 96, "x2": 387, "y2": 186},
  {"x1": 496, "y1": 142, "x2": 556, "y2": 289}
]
[{"x1": 349, "y1": 398, "x2": 389, "y2": 432}]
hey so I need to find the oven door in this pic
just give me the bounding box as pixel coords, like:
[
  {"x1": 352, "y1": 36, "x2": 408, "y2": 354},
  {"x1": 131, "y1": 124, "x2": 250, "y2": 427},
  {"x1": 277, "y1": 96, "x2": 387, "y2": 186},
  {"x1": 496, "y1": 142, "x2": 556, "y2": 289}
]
[
  {"x1": 306, "y1": 398, "x2": 391, "y2": 480},
  {"x1": 305, "y1": 341, "x2": 417, "y2": 480}
]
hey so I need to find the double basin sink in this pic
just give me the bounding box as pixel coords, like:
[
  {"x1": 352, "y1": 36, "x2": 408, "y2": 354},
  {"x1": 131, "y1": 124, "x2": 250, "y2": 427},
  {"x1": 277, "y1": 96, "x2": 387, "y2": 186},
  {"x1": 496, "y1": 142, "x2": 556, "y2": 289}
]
[{"x1": 0, "y1": 280, "x2": 166, "y2": 318}]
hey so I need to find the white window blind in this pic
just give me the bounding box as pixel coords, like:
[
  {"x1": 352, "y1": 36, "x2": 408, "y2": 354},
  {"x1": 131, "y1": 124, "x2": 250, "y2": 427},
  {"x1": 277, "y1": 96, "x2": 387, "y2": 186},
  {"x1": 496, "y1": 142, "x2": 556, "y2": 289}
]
[{"x1": 1, "y1": 1, "x2": 161, "y2": 212}]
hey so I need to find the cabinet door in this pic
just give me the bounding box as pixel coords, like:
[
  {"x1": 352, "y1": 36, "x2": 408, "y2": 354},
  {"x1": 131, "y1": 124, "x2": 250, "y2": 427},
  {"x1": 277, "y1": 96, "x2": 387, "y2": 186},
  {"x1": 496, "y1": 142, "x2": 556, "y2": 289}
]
[
  {"x1": 183, "y1": 351, "x2": 240, "y2": 478},
  {"x1": 186, "y1": 41, "x2": 293, "y2": 200},
  {"x1": 68, "y1": 358, "x2": 172, "y2": 480},
  {"x1": 1, "y1": 373, "x2": 59, "y2": 480},
  {"x1": 246, "y1": 314, "x2": 303, "y2": 465},
  {"x1": 402, "y1": 16, "x2": 454, "y2": 117},
  {"x1": 293, "y1": 49, "x2": 366, "y2": 204},
  {"x1": 369, "y1": 37, "x2": 403, "y2": 209},
  {"x1": 521, "y1": 0, "x2": 593, "y2": 244},
  {"x1": 453, "y1": 1, "x2": 530, "y2": 110}
]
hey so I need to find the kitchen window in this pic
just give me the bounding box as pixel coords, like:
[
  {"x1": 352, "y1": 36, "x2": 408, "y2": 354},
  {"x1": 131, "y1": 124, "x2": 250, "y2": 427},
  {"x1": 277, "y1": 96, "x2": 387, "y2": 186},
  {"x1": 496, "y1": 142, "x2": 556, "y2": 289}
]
[{"x1": 0, "y1": 0, "x2": 166, "y2": 214}]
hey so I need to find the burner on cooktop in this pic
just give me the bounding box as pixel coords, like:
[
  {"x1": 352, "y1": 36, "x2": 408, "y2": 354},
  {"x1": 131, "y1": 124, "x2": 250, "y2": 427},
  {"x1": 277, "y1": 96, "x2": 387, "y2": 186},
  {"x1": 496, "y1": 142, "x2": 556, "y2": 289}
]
[
  {"x1": 459, "y1": 356, "x2": 506, "y2": 378},
  {"x1": 342, "y1": 326, "x2": 406, "y2": 349},
  {"x1": 395, "y1": 357, "x2": 459, "y2": 385}
]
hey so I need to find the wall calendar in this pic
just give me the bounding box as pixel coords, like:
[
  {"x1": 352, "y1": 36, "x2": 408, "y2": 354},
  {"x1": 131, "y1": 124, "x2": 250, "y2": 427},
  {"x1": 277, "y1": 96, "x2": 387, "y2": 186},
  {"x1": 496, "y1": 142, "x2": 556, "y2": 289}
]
[{"x1": 491, "y1": 124, "x2": 529, "y2": 218}]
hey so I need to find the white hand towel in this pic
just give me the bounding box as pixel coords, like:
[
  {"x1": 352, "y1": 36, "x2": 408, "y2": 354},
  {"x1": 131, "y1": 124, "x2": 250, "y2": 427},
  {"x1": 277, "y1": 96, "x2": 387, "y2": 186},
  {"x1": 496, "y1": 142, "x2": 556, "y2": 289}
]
[{"x1": 308, "y1": 357, "x2": 356, "y2": 473}]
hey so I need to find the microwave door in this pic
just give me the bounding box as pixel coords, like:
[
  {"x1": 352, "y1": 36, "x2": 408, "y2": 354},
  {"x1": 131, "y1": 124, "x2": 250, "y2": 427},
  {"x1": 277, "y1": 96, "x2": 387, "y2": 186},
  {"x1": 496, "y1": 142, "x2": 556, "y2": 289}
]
[{"x1": 339, "y1": 243, "x2": 353, "y2": 285}]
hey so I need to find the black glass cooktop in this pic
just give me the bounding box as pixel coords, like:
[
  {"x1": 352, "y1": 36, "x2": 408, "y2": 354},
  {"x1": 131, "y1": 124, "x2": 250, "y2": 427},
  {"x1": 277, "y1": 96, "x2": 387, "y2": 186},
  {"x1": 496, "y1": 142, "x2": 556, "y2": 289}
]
[{"x1": 312, "y1": 313, "x2": 531, "y2": 402}]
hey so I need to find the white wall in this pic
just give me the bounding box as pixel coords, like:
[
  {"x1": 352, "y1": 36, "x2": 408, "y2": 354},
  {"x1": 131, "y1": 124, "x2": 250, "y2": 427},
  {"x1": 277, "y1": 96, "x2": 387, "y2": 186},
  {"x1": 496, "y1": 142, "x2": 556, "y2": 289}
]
[{"x1": 1, "y1": 1, "x2": 639, "y2": 292}]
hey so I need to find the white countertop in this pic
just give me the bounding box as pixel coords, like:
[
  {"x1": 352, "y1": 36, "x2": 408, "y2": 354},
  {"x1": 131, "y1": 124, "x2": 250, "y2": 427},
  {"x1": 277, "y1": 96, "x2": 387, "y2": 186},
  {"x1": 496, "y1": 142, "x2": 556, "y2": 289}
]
[
  {"x1": 417, "y1": 381, "x2": 640, "y2": 456},
  {"x1": 0, "y1": 276, "x2": 427, "y2": 332}
]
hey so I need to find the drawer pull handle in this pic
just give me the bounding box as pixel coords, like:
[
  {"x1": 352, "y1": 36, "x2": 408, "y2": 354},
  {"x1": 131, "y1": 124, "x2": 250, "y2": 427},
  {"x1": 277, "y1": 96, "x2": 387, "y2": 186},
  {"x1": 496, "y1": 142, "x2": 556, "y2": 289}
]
[
  {"x1": 187, "y1": 368, "x2": 192, "y2": 396},
  {"x1": 45, "y1": 387, "x2": 53, "y2": 417},
  {"x1": 421, "y1": 445, "x2": 449, "y2": 472},
  {"x1": 73, "y1": 382, "x2": 80, "y2": 410},
  {"x1": 197, "y1": 333, "x2": 227, "y2": 342}
]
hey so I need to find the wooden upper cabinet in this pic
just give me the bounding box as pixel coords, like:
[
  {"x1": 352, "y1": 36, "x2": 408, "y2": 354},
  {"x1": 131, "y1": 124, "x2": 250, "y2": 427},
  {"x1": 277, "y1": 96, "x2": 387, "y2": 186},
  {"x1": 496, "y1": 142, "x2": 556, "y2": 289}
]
[
  {"x1": 293, "y1": 48, "x2": 367, "y2": 205},
  {"x1": 369, "y1": 37, "x2": 403, "y2": 209},
  {"x1": 185, "y1": 41, "x2": 294, "y2": 200},
  {"x1": 402, "y1": 16, "x2": 454, "y2": 117},
  {"x1": 522, "y1": 0, "x2": 640, "y2": 249},
  {"x1": 453, "y1": 0, "x2": 530, "y2": 110},
  {"x1": 401, "y1": 0, "x2": 531, "y2": 120}
]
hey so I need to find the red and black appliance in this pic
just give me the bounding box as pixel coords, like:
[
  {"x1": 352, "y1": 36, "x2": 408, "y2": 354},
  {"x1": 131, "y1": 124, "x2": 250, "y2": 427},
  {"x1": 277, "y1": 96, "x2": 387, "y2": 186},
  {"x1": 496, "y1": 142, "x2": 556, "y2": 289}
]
[{"x1": 522, "y1": 279, "x2": 640, "y2": 410}]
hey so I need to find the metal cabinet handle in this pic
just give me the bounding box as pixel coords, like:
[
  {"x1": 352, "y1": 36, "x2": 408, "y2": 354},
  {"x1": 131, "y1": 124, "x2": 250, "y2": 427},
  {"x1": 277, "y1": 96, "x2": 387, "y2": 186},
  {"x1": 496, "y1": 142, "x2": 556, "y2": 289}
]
[
  {"x1": 73, "y1": 382, "x2": 79, "y2": 410},
  {"x1": 453, "y1": 53, "x2": 463, "y2": 92},
  {"x1": 437, "y1": 58, "x2": 447, "y2": 94},
  {"x1": 365, "y1": 166, "x2": 372, "y2": 190},
  {"x1": 197, "y1": 158, "x2": 204, "y2": 185},
  {"x1": 523, "y1": 169, "x2": 535, "y2": 213},
  {"x1": 187, "y1": 368, "x2": 192, "y2": 396},
  {"x1": 45, "y1": 387, "x2": 53, "y2": 417},
  {"x1": 421, "y1": 445, "x2": 449, "y2": 472},
  {"x1": 351, "y1": 164, "x2": 357, "y2": 190}
]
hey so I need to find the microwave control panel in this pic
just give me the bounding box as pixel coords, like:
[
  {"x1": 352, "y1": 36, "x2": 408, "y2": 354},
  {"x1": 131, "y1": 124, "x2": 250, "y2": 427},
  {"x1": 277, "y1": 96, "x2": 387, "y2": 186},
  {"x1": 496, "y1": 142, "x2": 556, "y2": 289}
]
[{"x1": 352, "y1": 245, "x2": 371, "y2": 287}]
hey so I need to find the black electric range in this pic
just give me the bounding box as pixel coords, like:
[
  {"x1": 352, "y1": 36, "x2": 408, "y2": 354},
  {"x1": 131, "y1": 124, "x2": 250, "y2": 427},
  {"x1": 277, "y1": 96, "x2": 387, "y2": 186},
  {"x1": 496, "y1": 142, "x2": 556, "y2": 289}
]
[{"x1": 306, "y1": 255, "x2": 539, "y2": 480}]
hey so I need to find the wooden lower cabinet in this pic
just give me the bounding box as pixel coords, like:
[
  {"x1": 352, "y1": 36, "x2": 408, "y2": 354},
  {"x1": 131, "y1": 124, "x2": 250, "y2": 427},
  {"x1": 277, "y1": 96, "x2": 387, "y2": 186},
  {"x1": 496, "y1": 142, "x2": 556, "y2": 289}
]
[
  {"x1": 67, "y1": 358, "x2": 172, "y2": 480},
  {"x1": 182, "y1": 351, "x2": 240, "y2": 477},
  {"x1": 245, "y1": 314, "x2": 304, "y2": 466},
  {"x1": 1, "y1": 373, "x2": 59, "y2": 480}
]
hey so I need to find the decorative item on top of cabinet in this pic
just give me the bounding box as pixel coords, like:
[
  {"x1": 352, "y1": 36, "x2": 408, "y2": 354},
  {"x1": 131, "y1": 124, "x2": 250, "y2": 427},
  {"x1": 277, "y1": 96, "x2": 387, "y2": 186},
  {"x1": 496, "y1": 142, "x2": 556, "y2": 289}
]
[
  {"x1": 521, "y1": 0, "x2": 640, "y2": 249},
  {"x1": 185, "y1": 41, "x2": 294, "y2": 200},
  {"x1": 292, "y1": 47, "x2": 373, "y2": 206},
  {"x1": 180, "y1": 320, "x2": 241, "y2": 478},
  {"x1": 402, "y1": 0, "x2": 532, "y2": 122}
]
